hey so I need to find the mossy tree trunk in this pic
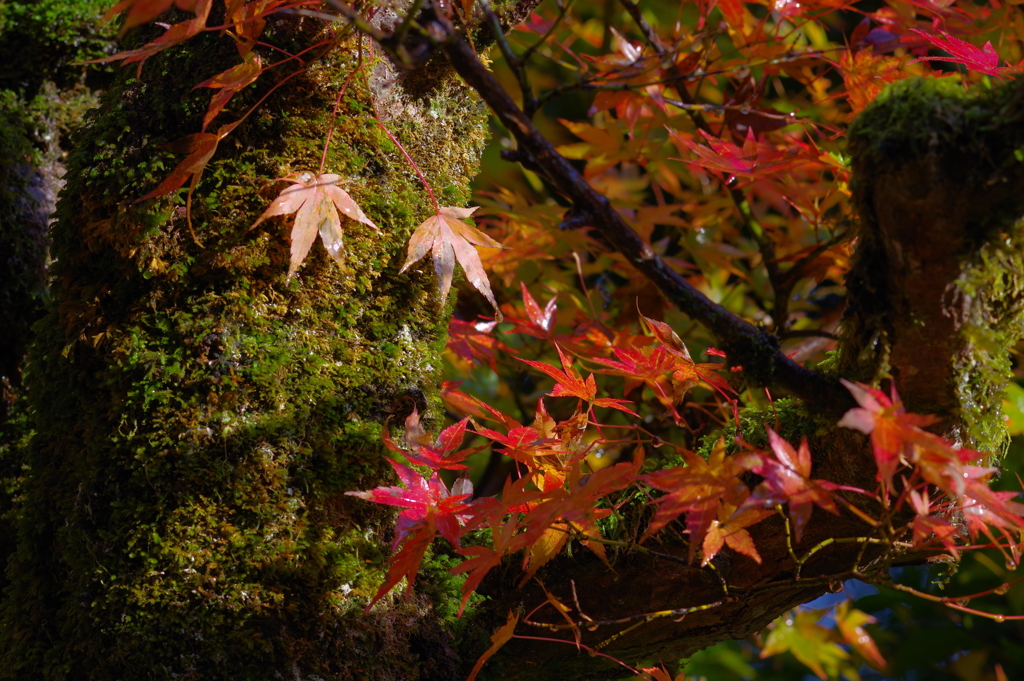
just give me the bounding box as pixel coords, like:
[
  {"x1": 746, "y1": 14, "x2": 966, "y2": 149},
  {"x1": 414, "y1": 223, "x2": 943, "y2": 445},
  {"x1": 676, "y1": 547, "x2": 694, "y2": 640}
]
[
  {"x1": 0, "y1": 12, "x2": 496, "y2": 679},
  {"x1": 0, "y1": 0, "x2": 112, "y2": 603}
]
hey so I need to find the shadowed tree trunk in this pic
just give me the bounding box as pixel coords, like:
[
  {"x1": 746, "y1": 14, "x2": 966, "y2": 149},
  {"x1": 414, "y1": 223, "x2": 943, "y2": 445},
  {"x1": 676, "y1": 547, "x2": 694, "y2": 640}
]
[
  {"x1": 4, "y1": 5, "x2": 1024, "y2": 681},
  {"x1": 0, "y1": 11, "x2": 498, "y2": 679}
]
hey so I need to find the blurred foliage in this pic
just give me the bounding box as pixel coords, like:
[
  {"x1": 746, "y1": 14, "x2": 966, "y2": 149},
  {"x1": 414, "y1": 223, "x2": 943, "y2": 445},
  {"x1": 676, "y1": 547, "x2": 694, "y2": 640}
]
[{"x1": 0, "y1": 0, "x2": 115, "y2": 94}]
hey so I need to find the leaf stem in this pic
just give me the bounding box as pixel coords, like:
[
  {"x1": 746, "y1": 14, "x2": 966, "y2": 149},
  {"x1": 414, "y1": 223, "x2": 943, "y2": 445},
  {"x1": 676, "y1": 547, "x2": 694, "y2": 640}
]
[
  {"x1": 509, "y1": 635, "x2": 641, "y2": 675},
  {"x1": 319, "y1": 48, "x2": 362, "y2": 175},
  {"x1": 374, "y1": 119, "x2": 438, "y2": 212}
]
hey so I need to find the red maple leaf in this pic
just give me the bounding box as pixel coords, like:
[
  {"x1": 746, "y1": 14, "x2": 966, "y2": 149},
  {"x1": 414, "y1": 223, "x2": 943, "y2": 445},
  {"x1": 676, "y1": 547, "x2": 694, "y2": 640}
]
[
  {"x1": 638, "y1": 313, "x2": 734, "y2": 401},
  {"x1": 670, "y1": 128, "x2": 816, "y2": 182},
  {"x1": 440, "y1": 382, "x2": 522, "y2": 430},
  {"x1": 910, "y1": 29, "x2": 1023, "y2": 77},
  {"x1": 382, "y1": 408, "x2": 479, "y2": 471},
  {"x1": 518, "y1": 344, "x2": 637, "y2": 415},
  {"x1": 347, "y1": 458, "x2": 473, "y2": 547},
  {"x1": 346, "y1": 458, "x2": 476, "y2": 610},
  {"x1": 447, "y1": 318, "x2": 503, "y2": 372},
  {"x1": 504, "y1": 282, "x2": 558, "y2": 339},
  {"x1": 518, "y1": 343, "x2": 594, "y2": 401},
  {"x1": 591, "y1": 342, "x2": 676, "y2": 396},
  {"x1": 750, "y1": 427, "x2": 839, "y2": 543},
  {"x1": 837, "y1": 379, "x2": 940, "y2": 491},
  {"x1": 474, "y1": 424, "x2": 559, "y2": 468},
  {"x1": 908, "y1": 489, "x2": 960, "y2": 558},
  {"x1": 642, "y1": 438, "x2": 762, "y2": 562}
]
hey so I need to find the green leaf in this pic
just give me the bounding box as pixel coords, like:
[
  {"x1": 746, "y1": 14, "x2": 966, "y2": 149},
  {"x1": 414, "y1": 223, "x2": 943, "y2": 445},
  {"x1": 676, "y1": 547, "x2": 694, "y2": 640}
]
[
  {"x1": 1003, "y1": 382, "x2": 1024, "y2": 436},
  {"x1": 761, "y1": 610, "x2": 856, "y2": 680}
]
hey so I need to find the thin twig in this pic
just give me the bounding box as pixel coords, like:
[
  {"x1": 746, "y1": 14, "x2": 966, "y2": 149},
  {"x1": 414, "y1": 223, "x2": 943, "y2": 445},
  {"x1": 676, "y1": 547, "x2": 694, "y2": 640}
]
[
  {"x1": 437, "y1": 22, "x2": 855, "y2": 416},
  {"x1": 319, "y1": 0, "x2": 389, "y2": 42},
  {"x1": 479, "y1": 0, "x2": 537, "y2": 114},
  {"x1": 617, "y1": 0, "x2": 787, "y2": 328},
  {"x1": 319, "y1": 48, "x2": 363, "y2": 175}
]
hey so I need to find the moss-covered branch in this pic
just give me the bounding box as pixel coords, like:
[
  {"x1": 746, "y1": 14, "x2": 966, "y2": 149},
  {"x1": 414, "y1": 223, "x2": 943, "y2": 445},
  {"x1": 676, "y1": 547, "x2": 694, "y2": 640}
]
[{"x1": 843, "y1": 76, "x2": 1024, "y2": 451}]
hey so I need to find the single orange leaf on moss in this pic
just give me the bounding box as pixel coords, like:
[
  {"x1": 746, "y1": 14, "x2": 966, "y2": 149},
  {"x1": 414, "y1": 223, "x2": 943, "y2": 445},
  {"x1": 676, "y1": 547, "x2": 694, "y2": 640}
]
[
  {"x1": 193, "y1": 52, "x2": 263, "y2": 131},
  {"x1": 400, "y1": 206, "x2": 505, "y2": 319},
  {"x1": 136, "y1": 117, "x2": 242, "y2": 236},
  {"x1": 252, "y1": 172, "x2": 379, "y2": 280},
  {"x1": 466, "y1": 610, "x2": 518, "y2": 681}
]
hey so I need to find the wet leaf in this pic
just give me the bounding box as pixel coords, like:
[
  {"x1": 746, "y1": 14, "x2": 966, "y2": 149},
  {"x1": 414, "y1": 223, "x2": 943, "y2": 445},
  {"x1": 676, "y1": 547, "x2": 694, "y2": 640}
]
[
  {"x1": 251, "y1": 172, "x2": 379, "y2": 280},
  {"x1": 400, "y1": 206, "x2": 505, "y2": 319}
]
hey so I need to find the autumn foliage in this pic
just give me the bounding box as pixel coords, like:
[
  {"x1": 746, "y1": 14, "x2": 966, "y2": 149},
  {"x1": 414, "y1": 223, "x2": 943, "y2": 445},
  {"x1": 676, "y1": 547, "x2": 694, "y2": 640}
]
[{"x1": 92, "y1": 0, "x2": 1024, "y2": 677}]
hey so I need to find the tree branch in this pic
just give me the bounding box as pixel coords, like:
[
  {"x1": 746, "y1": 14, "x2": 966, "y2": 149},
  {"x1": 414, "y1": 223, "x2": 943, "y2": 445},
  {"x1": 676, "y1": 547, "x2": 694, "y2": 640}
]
[{"x1": 436, "y1": 24, "x2": 854, "y2": 416}]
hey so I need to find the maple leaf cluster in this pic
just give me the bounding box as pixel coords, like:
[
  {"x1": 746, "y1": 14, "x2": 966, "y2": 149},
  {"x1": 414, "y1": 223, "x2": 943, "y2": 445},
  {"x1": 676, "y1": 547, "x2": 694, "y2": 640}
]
[
  {"x1": 839, "y1": 380, "x2": 1024, "y2": 566},
  {"x1": 350, "y1": 367, "x2": 1024, "y2": 677},
  {"x1": 350, "y1": 277, "x2": 1024, "y2": 642}
]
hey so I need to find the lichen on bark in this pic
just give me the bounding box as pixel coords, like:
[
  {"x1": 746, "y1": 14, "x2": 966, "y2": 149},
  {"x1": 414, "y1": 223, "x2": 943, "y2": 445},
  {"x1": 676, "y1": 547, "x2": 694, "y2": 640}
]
[{"x1": 0, "y1": 13, "x2": 491, "y2": 679}]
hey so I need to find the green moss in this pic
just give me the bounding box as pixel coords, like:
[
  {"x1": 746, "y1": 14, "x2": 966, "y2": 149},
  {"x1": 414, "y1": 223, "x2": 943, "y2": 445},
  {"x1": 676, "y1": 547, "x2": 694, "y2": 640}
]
[
  {"x1": 1, "y1": 16, "x2": 492, "y2": 680},
  {"x1": 953, "y1": 222, "x2": 1024, "y2": 456},
  {"x1": 694, "y1": 397, "x2": 823, "y2": 458},
  {"x1": 0, "y1": 0, "x2": 114, "y2": 94},
  {"x1": 848, "y1": 76, "x2": 1024, "y2": 243},
  {"x1": 847, "y1": 78, "x2": 969, "y2": 173}
]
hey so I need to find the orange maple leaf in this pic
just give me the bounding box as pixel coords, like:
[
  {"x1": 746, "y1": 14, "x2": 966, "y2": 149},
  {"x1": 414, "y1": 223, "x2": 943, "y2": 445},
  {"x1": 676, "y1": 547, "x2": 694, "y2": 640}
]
[
  {"x1": 701, "y1": 502, "x2": 771, "y2": 566},
  {"x1": 138, "y1": 120, "x2": 238, "y2": 204},
  {"x1": 91, "y1": 0, "x2": 212, "y2": 67},
  {"x1": 103, "y1": 0, "x2": 197, "y2": 33},
  {"x1": 638, "y1": 313, "x2": 734, "y2": 401},
  {"x1": 466, "y1": 611, "x2": 518, "y2": 681},
  {"x1": 835, "y1": 601, "x2": 887, "y2": 671},
  {"x1": 641, "y1": 438, "x2": 761, "y2": 562},
  {"x1": 193, "y1": 52, "x2": 263, "y2": 132},
  {"x1": 252, "y1": 172, "x2": 379, "y2": 280},
  {"x1": 399, "y1": 206, "x2": 505, "y2": 319},
  {"x1": 136, "y1": 118, "x2": 243, "y2": 242},
  {"x1": 837, "y1": 379, "x2": 940, "y2": 492}
]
